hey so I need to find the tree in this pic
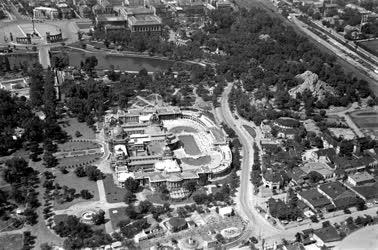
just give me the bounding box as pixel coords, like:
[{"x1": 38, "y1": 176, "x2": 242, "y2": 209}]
[
  {"x1": 124, "y1": 177, "x2": 139, "y2": 193},
  {"x1": 29, "y1": 63, "x2": 45, "y2": 107},
  {"x1": 3, "y1": 157, "x2": 34, "y2": 184},
  {"x1": 85, "y1": 165, "x2": 104, "y2": 181},
  {"x1": 51, "y1": 53, "x2": 69, "y2": 70},
  {"x1": 92, "y1": 210, "x2": 106, "y2": 225},
  {"x1": 43, "y1": 70, "x2": 57, "y2": 120},
  {"x1": 40, "y1": 243, "x2": 52, "y2": 250},
  {"x1": 307, "y1": 171, "x2": 324, "y2": 183},
  {"x1": 123, "y1": 190, "x2": 136, "y2": 204},
  {"x1": 83, "y1": 56, "x2": 98, "y2": 76},
  {"x1": 183, "y1": 180, "x2": 197, "y2": 193},
  {"x1": 80, "y1": 190, "x2": 93, "y2": 199},
  {"x1": 24, "y1": 208, "x2": 38, "y2": 225},
  {"x1": 138, "y1": 200, "x2": 153, "y2": 214},
  {"x1": 215, "y1": 233, "x2": 225, "y2": 243},
  {"x1": 339, "y1": 140, "x2": 354, "y2": 156},
  {"x1": 43, "y1": 151, "x2": 58, "y2": 168},
  {"x1": 75, "y1": 166, "x2": 87, "y2": 177}
]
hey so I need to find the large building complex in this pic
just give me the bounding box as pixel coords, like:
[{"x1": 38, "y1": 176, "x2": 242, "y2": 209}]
[{"x1": 104, "y1": 106, "x2": 232, "y2": 198}]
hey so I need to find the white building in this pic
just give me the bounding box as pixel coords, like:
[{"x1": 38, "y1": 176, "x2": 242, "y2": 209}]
[{"x1": 33, "y1": 7, "x2": 59, "y2": 19}]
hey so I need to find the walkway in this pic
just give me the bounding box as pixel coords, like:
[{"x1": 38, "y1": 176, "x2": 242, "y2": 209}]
[{"x1": 38, "y1": 46, "x2": 50, "y2": 69}]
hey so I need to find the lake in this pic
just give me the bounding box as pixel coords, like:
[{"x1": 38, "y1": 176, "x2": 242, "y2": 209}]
[{"x1": 4, "y1": 50, "x2": 175, "y2": 72}]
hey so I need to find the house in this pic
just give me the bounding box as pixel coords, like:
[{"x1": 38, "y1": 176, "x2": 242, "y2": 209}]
[
  {"x1": 283, "y1": 242, "x2": 305, "y2": 250},
  {"x1": 297, "y1": 189, "x2": 332, "y2": 211},
  {"x1": 321, "y1": 133, "x2": 339, "y2": 150},
  {"x1": 303, "y1": 119, "x2": 321, "y2": 136},
  {"x1": 134, "y1": 217, "x2": 164, "y2": 243},
  {"x1": 313, "y1": 226, "x2": 341, "y2": 247},
  {"x1": 218, "y1": 206, "x2": 233, "y2": 217},
  {"x1": 216, "y1": 0, "x2": 233, "y2": 11},
  {"x1": 262, "y1": 170, "x2": 282, "y2": 190},
  {"x1": 309, "y1": 148, "x2": 337, "y2": 163},
  {"x1": 318, "y1": 181, "x2": 360, "y2": 210},
  {"x1": 347, "y1": 172, "x2": 375, "y2": 186},
  {"x1": 301, "y1": 162, "x2": 335, "y2": 180},
  {"x1": 286, "y1": 167, "x2": 307, "y2": 186},
  {"x1": 348, "y1": 181, "x2": 378, "y2": 203},
  {"x1": 334, "y1": 155, "x2": 377, "y2": 177}
]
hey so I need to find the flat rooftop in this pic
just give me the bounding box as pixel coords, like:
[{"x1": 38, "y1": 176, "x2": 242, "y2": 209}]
[{"x1": 128, "y1": 15, "x2": 162, "y2": 26}]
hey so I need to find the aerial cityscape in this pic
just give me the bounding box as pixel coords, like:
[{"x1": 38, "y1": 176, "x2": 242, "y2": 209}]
[{"x1": 0, "y1": 0, "x2": 377, "y2": 249}]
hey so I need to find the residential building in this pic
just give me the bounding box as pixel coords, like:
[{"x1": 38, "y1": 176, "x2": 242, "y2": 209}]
[
  {"x1": 348, "y1": 181, "x2": 378, "y2": 203},
  {"x1": 297, "y1": 189, "x2": 332, "y2": 211},
  {"x1": 219, "y1": 206, "x2": 233, "y2": 217},
  {"x1": 347, "y1": 172, "x2": 375, "y2": 186},
  {"x1": 286, "y1": 167, "x2": 307, "y2": 186},
  {"x1": 318, "y1": 181, "x2": 360, "y2": 210},
  {"x1": 262, "y1": 170, "x2": 282, "y2": 190},
  {"x1": 313, "y1": 226, "x2": 341, "y2": 248},
  {"x1": 301, "y1": 162, "x2": 335, "y2": 180}
]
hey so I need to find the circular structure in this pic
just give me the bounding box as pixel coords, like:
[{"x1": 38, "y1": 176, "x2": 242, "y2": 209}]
[
  {"x1": 180, "y1": 237, "x2": 200, "y2": 249},
  {"x1": 163, "y1": 110, "x2": 232, "y2": 177},
  {"x1": 334, "y1": 224, "x2": 378, "y2": 250},
  {"x1": 167, "y1": 217, "x2": 188, "y2": 231},
  {"x1": 0, "y1": 22, "x2": 62, "y2": 45},
  {"x1": 81, "y1": 210, "x2": 96, "y2": 224},
  {"x1": 220, "y1": 227, "x2": 241, "y2": 239}
]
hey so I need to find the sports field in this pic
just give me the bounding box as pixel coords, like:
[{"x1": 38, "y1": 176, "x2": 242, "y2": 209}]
[
  {"x1": 178, "y1": 135, "x2": 201, "y2": 155},
  {"x1": 169, "y1": 126, "x2": 198, "y2": 133},
  {"x1": 349, "y1": 110, "x2": 378, "y2": 137}
]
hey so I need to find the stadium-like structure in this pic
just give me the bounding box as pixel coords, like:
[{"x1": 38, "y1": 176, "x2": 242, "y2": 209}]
[{"x1": 104, "y1": 106, "x2": 232, "y2": 198}]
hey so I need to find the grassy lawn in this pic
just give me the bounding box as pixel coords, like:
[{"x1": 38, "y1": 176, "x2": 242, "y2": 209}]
[
  {"x1": 349, "y1": 110, "x2": 378, "y2": 137},
  {"x1": 58, "y1": 141, "x2": 100, "y2": 152},
  {"x1": 242, "y1": 125, "x2": 256, "y2": 138},
  {"x1": 178, "y1": 135, "x2": 201, "y2": 155},
  {"x1": 145, "y1": 192, "x2": 193, "y2": 205},
  {"x1": 109, "y1": 207, "x2": 129, "y2": 230},
  {"x1": 59, "y1": 117, "x2": 96, "y2": 140},
  {"x1": 103, "y1": 174, "x2": 127, "y2": 203},
  {"x1": 57, "y1": 153, "x2": 102, "y2": 168},
  {"x1": 0, "y1": 234, "x2": 23, "y2": 250},
  {"x1": 53, "y1": 171, "x2": 99, "y2": 210}
]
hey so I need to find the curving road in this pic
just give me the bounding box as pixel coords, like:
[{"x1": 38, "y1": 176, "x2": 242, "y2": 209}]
[{"x1": 219, "y1": 83, "x2": 280, "y2": 246}]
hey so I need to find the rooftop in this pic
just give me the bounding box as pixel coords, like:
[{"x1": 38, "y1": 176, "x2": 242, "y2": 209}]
[
  {"x1": 318, "y1": 181, "x2": 348, "y2": 200},
  {"x1": 314, "y1": 226, "x2": 341, "y2": 243},
  {"x1": 348, "y1": 172, "x2": 374, "y2": 184},
  {"x1": 168, "y1": 217, "x2": 187, "y2": 228},
  {"x1": 298, "y1": 189, "x2": 331, "y2": 208},
  {"x1": 301, "y1": 162, "x2": 334, "y2": 177},
  {"x1": 349, "y1": 182, "x2": 378, "y2": 201},
  {"x1": 128, "y1": 15, "x2": 162, "y2": 26}
]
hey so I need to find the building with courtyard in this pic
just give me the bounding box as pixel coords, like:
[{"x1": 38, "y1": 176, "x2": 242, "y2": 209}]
[{"x1": 104, "y1": 106, "x2": 232, "y2": 198}]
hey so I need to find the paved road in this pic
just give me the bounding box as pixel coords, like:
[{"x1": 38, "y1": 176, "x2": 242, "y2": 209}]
[{"x1": 219, "y1": 84, "x2": 280, "y2": 246}]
